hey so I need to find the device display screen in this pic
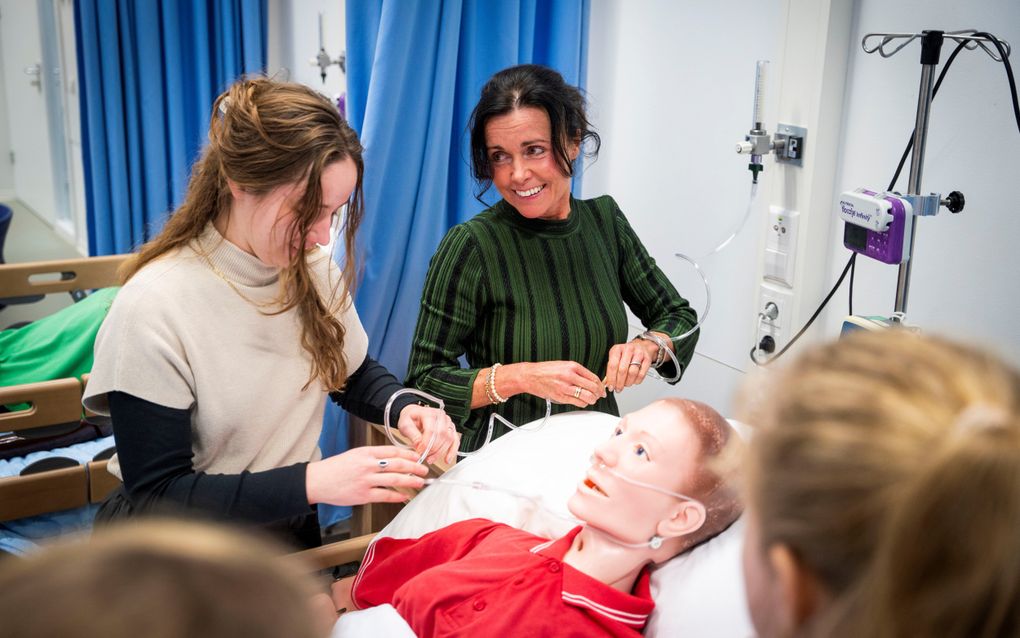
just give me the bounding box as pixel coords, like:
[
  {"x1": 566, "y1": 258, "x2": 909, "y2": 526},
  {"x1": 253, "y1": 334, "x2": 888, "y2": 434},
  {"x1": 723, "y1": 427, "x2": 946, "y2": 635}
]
[{"x1": 844, "y1": 223, "x2": 867, "y2": 251}]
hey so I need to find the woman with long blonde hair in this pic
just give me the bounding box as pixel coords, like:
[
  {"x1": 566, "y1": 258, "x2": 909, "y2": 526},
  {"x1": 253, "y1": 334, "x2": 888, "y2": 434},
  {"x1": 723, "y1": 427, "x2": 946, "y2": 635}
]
[
  {"x1": 83, "y1": 78, "x2": 458, "y2": 548},
  {"x1": 740, "y1": 330, "x2": 1020, "y2": 637}
]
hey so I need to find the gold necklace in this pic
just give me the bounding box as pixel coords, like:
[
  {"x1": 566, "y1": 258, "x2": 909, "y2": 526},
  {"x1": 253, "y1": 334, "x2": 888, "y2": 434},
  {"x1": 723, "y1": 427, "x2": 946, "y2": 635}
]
[{"x1": 197, "y1": 249, "x2": 283, "y2": 310}]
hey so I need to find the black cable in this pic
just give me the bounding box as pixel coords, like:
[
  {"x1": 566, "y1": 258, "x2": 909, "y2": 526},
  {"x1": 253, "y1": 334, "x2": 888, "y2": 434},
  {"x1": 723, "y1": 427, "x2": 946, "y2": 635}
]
[
  {"x1": 973, "y1": 31, "x2": 1020, "y2": 135},
  {"x1": 753, "y1": 253, "x2": 856, "y2": 365},
  {"x1": 759, "y1": 30, "x2": 1017, "y2": 366},
  {"x1": 848, "y1": 256, "x2": 855, "y2": 317},
  {"x1": 886, "y1": 38, "x2": 969, "y2": 192}
]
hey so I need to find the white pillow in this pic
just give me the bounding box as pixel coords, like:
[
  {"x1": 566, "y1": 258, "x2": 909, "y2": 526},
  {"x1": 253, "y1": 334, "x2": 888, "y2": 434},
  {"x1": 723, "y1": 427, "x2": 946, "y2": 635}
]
[{"x1": 378, "y1": 410, "x2": 753, "y2": 638}]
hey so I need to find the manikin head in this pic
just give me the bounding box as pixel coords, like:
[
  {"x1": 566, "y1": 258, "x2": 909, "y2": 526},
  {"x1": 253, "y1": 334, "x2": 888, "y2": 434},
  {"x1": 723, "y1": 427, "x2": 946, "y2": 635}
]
[{"x1": 567, "y1": 399, "x2": 742, "y2": 563}]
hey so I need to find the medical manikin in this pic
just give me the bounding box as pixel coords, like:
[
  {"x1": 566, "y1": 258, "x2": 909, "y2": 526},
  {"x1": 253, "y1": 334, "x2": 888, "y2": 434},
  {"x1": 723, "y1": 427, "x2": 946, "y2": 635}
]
[{"x1": 339, "y1": 399, "x2": 742, "y2": 637}]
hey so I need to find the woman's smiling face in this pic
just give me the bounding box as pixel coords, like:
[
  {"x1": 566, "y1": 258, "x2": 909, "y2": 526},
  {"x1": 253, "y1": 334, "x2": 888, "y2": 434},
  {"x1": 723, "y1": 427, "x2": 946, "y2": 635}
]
[{"x1": 484, "y1": 106, "x2": 577, "y2": 221}]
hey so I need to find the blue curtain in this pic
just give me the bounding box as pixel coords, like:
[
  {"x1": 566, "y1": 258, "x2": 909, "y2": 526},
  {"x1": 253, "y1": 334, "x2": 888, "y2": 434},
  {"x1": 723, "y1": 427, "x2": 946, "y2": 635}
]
[
  {"x1": 319, "y1": 0, "x2": 589, "y2": 527},
  {"x1": 75, "y1": 0, "x2": 267, "y2": 256}
]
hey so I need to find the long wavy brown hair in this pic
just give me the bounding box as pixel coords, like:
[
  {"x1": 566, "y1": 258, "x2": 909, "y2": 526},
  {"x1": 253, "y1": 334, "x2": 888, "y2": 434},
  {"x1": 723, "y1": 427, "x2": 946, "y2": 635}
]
[{"x1": 121, "y1": 78, "x2": 364, "y2": 391}]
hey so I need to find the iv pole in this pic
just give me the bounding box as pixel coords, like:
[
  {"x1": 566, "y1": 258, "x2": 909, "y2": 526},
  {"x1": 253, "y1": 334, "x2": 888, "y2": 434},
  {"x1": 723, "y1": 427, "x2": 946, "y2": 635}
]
[{"x1": 860, "y1": 29, "x2": 1010, "y2": 315}]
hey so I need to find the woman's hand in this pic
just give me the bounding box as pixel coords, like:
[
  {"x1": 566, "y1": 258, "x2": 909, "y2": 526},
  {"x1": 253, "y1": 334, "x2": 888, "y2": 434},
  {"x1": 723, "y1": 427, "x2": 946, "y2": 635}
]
[
  {"x1": 306, "y1": 445, "x2": 427, "y2": 506},
  {"x1": 516, "y1": 361, "x2": 606, "y2": 408},
  {"x1": 396, "y1": 404, "x2": 460, "y2": 465},
  {"x1": 604, "y1": 339, "x2": 659, "y2": 393}
]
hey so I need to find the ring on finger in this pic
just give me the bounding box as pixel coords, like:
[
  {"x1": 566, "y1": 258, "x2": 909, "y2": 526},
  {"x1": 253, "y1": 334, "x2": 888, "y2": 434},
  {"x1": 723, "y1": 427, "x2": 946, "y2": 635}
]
[
  {"x1": 629, "y1": 360, "x2": 642, "y2": 367},
  {"x1": 573, "y1": 386, "x2": 582, "y2": 399},
  {"x1": 377, "y1": 459, "x2": 390, "y2": 470}
]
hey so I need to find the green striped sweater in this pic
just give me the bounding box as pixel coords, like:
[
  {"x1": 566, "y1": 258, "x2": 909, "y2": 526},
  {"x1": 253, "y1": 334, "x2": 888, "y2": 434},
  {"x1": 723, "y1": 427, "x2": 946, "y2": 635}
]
[{"x1": 406, "y1": 195, "x2": 698, "y2": 452}]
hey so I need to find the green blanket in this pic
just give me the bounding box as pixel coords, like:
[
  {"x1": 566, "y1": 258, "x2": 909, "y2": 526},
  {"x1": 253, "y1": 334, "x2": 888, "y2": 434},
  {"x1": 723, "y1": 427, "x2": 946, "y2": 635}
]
[{"x1": 0, "y1": 287, "x2": 119, "y2": 387}]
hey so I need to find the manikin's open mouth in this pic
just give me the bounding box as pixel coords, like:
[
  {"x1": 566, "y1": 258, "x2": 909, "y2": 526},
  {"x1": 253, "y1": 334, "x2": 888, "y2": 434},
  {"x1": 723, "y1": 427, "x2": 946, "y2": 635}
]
[{"x1": 584, "y1": 477, "x2": 608, "y2": 497}]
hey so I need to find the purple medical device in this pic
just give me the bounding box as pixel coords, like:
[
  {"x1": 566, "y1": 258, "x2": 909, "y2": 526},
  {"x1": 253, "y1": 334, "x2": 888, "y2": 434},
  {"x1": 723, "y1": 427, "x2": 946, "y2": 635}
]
[{"x1": 838, "y1": 188, "x2": 914, "y2": 265}]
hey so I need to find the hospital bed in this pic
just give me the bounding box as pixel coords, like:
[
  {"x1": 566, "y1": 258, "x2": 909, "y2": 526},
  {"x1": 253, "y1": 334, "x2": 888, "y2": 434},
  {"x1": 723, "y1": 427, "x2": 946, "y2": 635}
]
[
  {"x1": 294, "y1": 411, "x2": 754, "y2": 638},
  {"x1": 0, "y1": 254, "x2": 127, "y2": 553}
]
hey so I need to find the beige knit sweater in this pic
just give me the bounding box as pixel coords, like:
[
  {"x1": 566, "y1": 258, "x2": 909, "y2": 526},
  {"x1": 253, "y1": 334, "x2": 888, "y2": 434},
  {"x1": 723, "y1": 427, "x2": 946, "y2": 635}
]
[{"x1": 83, "y1": 224, "x2": 368, "y2": 480}]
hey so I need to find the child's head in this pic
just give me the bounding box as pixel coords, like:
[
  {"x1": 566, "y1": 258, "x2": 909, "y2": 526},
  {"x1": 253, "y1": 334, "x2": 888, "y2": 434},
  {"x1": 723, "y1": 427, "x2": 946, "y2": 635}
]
[{"x1": 740, "y1": 331, "x2": 1020, "y2": 637}]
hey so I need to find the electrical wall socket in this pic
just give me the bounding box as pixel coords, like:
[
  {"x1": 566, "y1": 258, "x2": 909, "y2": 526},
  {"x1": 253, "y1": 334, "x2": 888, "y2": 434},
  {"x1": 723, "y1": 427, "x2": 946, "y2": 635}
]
[{"x1": 758, "y1": 283, "x2": 794, "y2": 351}]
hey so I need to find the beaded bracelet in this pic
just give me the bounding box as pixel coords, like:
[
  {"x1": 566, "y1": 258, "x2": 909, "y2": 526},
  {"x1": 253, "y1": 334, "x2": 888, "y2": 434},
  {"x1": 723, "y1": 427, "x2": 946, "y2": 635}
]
[{"x1": 486, "y1": 363, "x2": 508, "y2": 404}]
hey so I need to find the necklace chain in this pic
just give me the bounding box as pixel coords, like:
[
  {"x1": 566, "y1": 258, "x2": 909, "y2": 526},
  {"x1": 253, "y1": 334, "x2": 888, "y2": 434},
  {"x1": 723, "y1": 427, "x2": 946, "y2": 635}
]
[{"x1": 198, "y1": 249, "x2": 281, "y2": 310}]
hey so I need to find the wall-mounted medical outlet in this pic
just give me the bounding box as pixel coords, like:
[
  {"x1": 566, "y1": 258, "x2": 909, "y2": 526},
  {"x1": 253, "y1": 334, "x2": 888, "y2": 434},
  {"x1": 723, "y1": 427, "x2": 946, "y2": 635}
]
[
  {"x1": 764, "y1": 207, "x2": 799, "y2": 288},
  {"x1": 758, "y1": 283, "x2": 794, "y2": 352},
  {"x1": 774, "y1": 123, "x2": 807, "y2": 166}
]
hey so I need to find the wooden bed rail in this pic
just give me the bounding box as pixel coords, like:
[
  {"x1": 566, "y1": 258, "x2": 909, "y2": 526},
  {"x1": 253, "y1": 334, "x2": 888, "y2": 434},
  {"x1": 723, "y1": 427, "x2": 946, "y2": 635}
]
[
  {"x1": 0, "y1": 378, "x2": 82, "y2": 432},
  {"x1": 0, "y1": 378, "x2": 119, "y2": 522},
  {"x1": 0, "y1": 254, "x2": 129, "y2": 297}
]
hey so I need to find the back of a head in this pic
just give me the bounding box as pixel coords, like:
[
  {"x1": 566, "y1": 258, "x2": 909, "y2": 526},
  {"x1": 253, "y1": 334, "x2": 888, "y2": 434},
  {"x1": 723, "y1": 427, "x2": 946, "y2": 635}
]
[
  {"x1": 742, "y1": 330, "x2": 1020, "y2": 637},
  {"x1": 862, "y1": 406, "x2": 1020, "y2": 638},
  {"x1": 0, "y1": 520, "x2": 324, "y2": 638}
]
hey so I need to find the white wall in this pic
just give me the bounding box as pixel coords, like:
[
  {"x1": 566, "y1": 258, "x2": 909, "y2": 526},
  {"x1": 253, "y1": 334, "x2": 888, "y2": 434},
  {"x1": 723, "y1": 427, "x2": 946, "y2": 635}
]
[
  {"x1": 824, "y1": 1, "x2": 1020, "y2": 365},
  {"x1": 268, "y1": 0, "x2": 347, "y2": 100},
  {"x1": 0, "y1": 38, "x2": 13, "y2": 199},
  {"x1": 583, "y1": 0, "x2": 783, "y2": 414}
]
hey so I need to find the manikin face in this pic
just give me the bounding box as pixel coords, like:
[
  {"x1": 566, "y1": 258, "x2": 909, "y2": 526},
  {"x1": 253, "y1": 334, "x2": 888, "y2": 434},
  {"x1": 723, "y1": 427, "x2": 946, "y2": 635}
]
[
  {"x1": 230, "y1": 158, "x2": 358, "y2": 268},
  {"x1": 484, "y1": 107, "x2": 578, "y2": 221},
  {"x1": 568, "y1": 401, "x2": 703, "y2": 545}
]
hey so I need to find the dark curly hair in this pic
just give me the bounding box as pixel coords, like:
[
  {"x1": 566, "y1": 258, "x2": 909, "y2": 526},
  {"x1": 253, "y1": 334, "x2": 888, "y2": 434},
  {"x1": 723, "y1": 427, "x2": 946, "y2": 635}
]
[{"x1": 468, "y1": 64, "x2": 600, "y2": 202}]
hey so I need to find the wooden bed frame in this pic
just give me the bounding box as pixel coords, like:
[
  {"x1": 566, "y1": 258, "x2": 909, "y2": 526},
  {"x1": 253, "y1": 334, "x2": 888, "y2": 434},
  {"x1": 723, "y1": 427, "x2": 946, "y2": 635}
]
[
  {"x1": 0, "y1": 378, "x2": 119, "y2": 521},
  {"x1": 0, "y1": 254, "x2": 127, "y2": 300},
  {"x1": 0, "y1": 254, "x2": 129, "y2": 522}
]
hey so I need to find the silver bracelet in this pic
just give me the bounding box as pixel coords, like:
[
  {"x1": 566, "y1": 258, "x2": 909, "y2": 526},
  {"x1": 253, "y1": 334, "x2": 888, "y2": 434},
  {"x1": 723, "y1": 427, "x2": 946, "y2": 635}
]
[{"x1": 638, "y1": 331, "x2": 669, "y2": 368}]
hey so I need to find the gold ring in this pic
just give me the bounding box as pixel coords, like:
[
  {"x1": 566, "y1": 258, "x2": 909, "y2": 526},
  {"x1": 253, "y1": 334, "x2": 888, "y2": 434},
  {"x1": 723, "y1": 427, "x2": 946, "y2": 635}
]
[{"x1": 573, "y1": 386, "x2": 582, "y2": 399}]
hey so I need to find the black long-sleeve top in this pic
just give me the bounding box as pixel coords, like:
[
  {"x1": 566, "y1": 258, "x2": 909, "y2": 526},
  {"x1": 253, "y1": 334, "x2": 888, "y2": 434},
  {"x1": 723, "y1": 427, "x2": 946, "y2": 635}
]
[{"x1": 108, "y1": 356, "x2": 417, "y2": 524}]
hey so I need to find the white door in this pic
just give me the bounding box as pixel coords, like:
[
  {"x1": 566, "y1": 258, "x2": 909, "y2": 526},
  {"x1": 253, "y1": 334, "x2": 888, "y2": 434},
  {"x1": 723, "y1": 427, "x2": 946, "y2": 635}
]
[{"x1": 0, "y1": 0, "x2": 59, "y2": 225}]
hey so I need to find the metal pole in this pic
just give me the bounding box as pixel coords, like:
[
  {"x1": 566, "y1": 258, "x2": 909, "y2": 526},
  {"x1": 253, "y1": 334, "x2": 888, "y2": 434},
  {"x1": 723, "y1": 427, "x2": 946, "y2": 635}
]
[{"x1": 894, "y1": 31, "x2": 943, "y2": 315}]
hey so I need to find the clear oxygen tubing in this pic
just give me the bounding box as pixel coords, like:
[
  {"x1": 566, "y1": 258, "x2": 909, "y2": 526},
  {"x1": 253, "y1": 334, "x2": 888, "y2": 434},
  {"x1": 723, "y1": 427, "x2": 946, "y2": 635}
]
[
  {"x1": 382, "y1": 388, "x2": 444, "y2": 464},
  {"x1": 421, "y1": 461, "x2": 703, "y2": 550},
  {"x1": 382, "y1": 388, "x2": 553, "y2": 460},
  {"x1": 633, "y1": 181, "x2": 759, "y2": 383},
  {"x1": 456, "y1": 399, "x2": 553, "y2": 458}
]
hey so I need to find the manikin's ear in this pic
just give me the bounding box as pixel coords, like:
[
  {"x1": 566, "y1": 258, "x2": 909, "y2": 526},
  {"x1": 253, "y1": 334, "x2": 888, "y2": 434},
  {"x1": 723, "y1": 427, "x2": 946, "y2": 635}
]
[
  {"x1": 768, "y1": 543, "x2": 826, "y2": 633},
  {"x1": 657, "y1": 500, "x2": 707, "y2": 539}
]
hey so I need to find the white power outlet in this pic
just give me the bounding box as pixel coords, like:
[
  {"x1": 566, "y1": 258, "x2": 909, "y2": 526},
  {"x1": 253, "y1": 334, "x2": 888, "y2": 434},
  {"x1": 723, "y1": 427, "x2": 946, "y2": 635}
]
[{"x1": 758, "y1": 283, "x2": 794, "y2": 352}]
